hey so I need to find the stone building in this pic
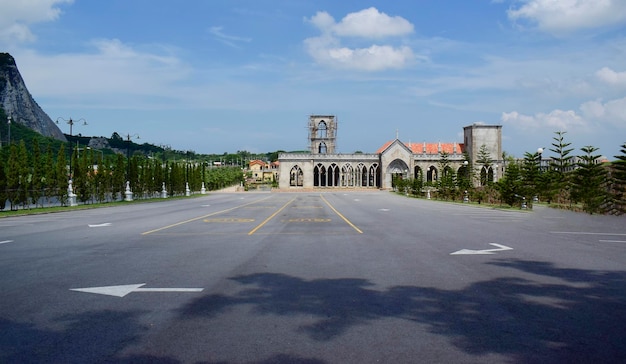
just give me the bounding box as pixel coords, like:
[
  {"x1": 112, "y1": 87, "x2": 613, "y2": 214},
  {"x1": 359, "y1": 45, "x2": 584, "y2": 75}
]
[{"x1": 277, "y1": 115, "x2": 502, "y2": 190}]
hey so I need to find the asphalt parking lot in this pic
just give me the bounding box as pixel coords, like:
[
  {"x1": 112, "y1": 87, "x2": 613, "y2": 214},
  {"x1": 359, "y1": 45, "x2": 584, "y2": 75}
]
[{"x1": 1, "y1": 191, "x2": 625, "y2": 363}]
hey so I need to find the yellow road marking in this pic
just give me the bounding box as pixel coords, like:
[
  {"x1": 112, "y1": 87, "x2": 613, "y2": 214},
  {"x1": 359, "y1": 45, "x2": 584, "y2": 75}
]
[
  {"x1": 204, "y1": 218, "x2": 255, "y2": 223},
  {"x1": 283, "y1": 218, "x2": 331, "y2": 222},
  {"x1": 319, "y1": 194, "x2": 363, "y2": 234},
  {"x1": 248, "y1": 198, "x2": 295, "y2": 235},
  {"x1": 141, "y1": 196, "x2": 272, "y2": 235}
]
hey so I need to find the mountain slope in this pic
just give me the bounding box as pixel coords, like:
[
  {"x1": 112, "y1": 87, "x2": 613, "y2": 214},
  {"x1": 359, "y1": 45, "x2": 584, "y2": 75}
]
[{"x1": 0, "y1": 53, "x2": 66, "y2": 141}]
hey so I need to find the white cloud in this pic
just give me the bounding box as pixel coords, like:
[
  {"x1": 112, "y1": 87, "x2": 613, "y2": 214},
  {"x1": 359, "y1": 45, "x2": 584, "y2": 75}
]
[
  {"x1": 501, "y1": 109, "x2": 588, "y2": 131},
  {"x1": 305, "y1": 36, "x2": 414, "y2": 71},
  {"x1": 333, "y1": 7, "x2": 414, "y2": 39},
  {"x1": 508, "y1": 0, "x2": 626, "y2": 35},
  {"x1": 0, "y1": 0, "x2": 72, "y2": 43},
  {"x1": 15, "y1": 39, "x2": 190, "y2": 105},
  {"x1": 596, "y1": 67, "x2": 626, "y2": 86},
  {"x1": 580, "y1": 97, "x2": 626, "y2": 128},
  {"x1": 304, "y1": 8, "x2": 415, "y2": 71}
]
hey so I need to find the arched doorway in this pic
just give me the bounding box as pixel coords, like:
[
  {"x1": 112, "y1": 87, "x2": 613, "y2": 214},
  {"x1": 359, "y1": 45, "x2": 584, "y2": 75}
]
[{"x1": 387, "y1": 159, "x2": 409, "y2": 188}]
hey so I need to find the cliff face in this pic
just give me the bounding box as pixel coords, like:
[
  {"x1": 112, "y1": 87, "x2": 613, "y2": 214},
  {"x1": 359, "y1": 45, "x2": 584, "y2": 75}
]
[{"x1": 0, "y1": 53, "x2": 66, "y2": 141}]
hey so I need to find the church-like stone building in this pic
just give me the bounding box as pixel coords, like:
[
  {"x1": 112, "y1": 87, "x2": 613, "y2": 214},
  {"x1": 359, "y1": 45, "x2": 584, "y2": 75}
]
[{"x1": 277, "y1": 115, "x2": 502, "y2": 190}]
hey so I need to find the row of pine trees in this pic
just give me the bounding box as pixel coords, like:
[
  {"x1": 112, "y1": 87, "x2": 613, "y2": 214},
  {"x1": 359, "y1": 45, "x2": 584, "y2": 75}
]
[{"x1": 0, "y1": 139, "x2": 244, "y2": 211}]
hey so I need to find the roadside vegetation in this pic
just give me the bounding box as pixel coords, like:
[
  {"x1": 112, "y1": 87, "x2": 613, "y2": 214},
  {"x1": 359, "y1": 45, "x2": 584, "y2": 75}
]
[
  {"x1": 393, "y1": 132, "x2": 626, "y2": 215},
  {"x1": 0, "y1": 108, "x2": 275, "y2": 212}
]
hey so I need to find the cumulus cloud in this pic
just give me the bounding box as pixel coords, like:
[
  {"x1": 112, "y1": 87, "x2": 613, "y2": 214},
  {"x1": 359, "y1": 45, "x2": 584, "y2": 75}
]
[
  {"x1": 501, "y1": 109, "x2": 588, "y2": 131},
  {"x1": 508, "y1": 0, "x2": 626, "y2": 35},
  {"x1": 0, "y1": 0, "x2": 72, "y2": 43},
  {"x1": 332, "y1": 7, "x2": 414, "y2": 38},
  {"x1": 596, "y1": 67, "x2": 626, "y2": 86},
  {"x1": 580, "y1": 97, "x2": 626, "y2": 128},
  {"x1": 502, "y1": 95, "x2": 626, "y2": 133},
  {"x1": 304, "y1": 7, "x2": 415, "y2": 71}
]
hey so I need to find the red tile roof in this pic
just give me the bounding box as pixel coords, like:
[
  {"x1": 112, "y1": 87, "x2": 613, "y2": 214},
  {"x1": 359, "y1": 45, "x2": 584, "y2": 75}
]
[{"x1": 376, "y1": 140, "x2": 465, "y2": 155}]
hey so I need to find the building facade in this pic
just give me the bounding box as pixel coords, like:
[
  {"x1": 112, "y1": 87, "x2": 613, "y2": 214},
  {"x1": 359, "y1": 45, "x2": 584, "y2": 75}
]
[{"x1": 277, "y1": 115, "x2": 502, "y2": 190}]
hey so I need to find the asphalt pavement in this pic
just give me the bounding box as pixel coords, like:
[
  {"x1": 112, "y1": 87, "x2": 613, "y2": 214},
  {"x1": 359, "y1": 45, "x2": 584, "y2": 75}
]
[{"x1": 1, "y1": 191, "x2": 625, "y2": 363}]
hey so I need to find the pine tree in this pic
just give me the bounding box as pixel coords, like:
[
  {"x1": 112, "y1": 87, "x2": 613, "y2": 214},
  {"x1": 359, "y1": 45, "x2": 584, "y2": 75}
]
[
  {"x1": 112, "y1": 154, "x2": 126, "y2": 200},
  {"x1": 611, "y1": 143, "x2": 626, "y2": 215},
  {"x1": 43, "y1": 143, "x2": 55, "y2": 206},
  {"x1": 55, "y1": 144, "x2": 68, "y2": 206},
  {"x1": 31, "y1": 138, "x2": 44, "y2": 207},
  {"x1": 521, "y1": 151, "x2": 541, "y2": 204},
  {"x1": 549, "y1": 131, "x2": 574, "y2": 204},
  {"x1": 572, "y1": 146, "x2": 608, "y2": 214},
  {"x1": 0, "y1": 148, "x2": 7, "y2": 210},
  {"x1": 17, "y1": 141, "x2": 30, "y2": 208},
  {"x1": 497, "y1": 156, "x2": 523, "y2": 206},
  {"x1": 476, "y1": 144, "x2": 492, "y2": 186},
  {"x1": 437, "y1": 151, "x2": 456, "y2": 200}
]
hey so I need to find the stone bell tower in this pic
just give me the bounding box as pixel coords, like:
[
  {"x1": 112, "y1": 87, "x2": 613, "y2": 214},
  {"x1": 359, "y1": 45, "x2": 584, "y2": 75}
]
[{"x1": 309, "y1": 115, "x2": 337, "y2": 154}]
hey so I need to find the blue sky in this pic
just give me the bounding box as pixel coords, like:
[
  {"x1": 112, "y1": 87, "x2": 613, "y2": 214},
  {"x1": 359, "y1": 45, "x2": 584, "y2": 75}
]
[{"x1": 1, "y1": 0, "x2": 625, "y2": 159}]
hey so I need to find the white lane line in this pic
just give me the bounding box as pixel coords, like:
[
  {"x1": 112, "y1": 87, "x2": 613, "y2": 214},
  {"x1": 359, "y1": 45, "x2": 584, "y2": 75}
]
[
  {"x1": 0, "y1": 240, "x2": 14, "y2": 245},
  {"x1": 552, "y1": 232, "x2": 626, "y2": 236},
  {"x1": 88, "y1": 223, "x2": 112, "y2": 228},
  {"x1": 599, "y1": 240, "x2": 626, "y2": 243}
]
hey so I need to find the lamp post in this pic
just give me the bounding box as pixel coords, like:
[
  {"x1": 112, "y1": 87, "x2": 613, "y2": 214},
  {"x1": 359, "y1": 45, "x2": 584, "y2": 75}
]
[
  {"x1": 56, "y1": 117, "x2": 87, "y2": 178},
  {"x1": 56, "y1": 117, "x2": 87, "y2": 137}
]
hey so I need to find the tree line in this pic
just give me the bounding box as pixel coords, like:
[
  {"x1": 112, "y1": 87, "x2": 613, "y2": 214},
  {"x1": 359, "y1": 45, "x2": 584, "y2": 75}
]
[
  {"x1": 0, "y1": 139, "x2": 244, "y2": 211},
  {"x1": 393, "y1": 132, "x2": 626, "y2": 215}
]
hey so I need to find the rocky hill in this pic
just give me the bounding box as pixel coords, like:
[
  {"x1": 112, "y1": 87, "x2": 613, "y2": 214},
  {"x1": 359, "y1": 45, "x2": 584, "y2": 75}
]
[{"x1": 0, "y1": 52, "x2": 66, "y2": 141}]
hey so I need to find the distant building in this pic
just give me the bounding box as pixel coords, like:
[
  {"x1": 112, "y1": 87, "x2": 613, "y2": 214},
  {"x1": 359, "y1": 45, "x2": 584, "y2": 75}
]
[
  {"x1": 277, "y1": 115, "x2": 502, "y2": 189},
  {"x1": 248, "y1": 159, "x2": 279, "y2": 182}
]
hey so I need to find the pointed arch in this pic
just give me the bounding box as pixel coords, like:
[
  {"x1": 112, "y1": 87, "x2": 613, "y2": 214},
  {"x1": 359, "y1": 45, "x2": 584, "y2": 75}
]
[
  {"x1": 289, "y1": 165, "x2": 303, "y2": 187},
  {"x1": 427, "y1": 165, "x2": 438, "y2": 183},
  {"x1": 314, "y1": 163, "x2": 327, "y2": 187},
  {"x1": 317, "y1": 121, "x2": 327, "y2": 138}
]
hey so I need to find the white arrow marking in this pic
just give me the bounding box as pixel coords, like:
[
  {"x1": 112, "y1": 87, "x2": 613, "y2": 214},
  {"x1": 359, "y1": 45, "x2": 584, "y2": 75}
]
[
  {"x1": 88, "y1": 223, "x2": 111, "y2": 228},
  {"x1": 450, "y1": 243, "x2": 513, "y2": 255},
  {"x1": 0, "y1": 240, "x2": 14, "y2": 245},
  {"x1": 70, "y1": 283, "x2": 204, "y2": 297}
]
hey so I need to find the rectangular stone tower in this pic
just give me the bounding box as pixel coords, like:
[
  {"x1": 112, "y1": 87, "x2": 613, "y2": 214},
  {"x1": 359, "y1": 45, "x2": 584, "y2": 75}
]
[{"x1": 309, "y1": 115, "x2": 337, "y2": 154}]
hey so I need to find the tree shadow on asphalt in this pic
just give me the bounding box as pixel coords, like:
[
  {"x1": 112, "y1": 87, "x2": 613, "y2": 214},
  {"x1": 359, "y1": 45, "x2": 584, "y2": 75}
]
[
  {"x1": 0, "y1": 307, "x2": 326, "y2": 363},
  {"x1": 180, "y1": 259, "x2": 626, "y2": 363},
  {"x1": 0, "y1": 309, "x2": 157, "y2": 363}
]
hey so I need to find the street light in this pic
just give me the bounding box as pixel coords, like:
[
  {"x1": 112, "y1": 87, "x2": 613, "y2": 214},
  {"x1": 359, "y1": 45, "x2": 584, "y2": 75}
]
[
  {"x1": 56, "y1": 117, "x2": 87, "y2": 178},
  {"x1": 56, "y1": 117, "x2": 87, "y2": 137}
]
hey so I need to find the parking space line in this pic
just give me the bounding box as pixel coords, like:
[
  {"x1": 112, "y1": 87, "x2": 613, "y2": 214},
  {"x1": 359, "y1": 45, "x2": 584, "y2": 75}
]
[
  {"x1": 319, "y1": 194, "x2": 363, "y2": 234},
  {"x1": 248, "y1": 198, "x2": 296, "y2": 235},
  {"x1": 141, "y1": 196, "x2": 273, "y2": 235}
]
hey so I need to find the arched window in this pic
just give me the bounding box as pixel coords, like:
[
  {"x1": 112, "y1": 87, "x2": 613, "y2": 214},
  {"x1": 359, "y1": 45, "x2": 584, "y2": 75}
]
[
  {"x1": 369, "y1": 164, "x2": 380, "y2": 187},
  {"x1": 290, "y1": 165, "x2": 303, "y2": 187},
  {"x1": 317, "y1": 121, "x2": 327, "y2": 138},
  {"x1": 314, "y1": 163, "x2": 327, "y2": 187},
  {"x1": 318, "y1": 142, "x2": 327, "y2": 154},
  {"x1": 427, "y1": 166, "x2": 438, "y2": 182},
  {"x1": 480, "y1": 166, "x2": 494, "y2": 186},
  {"x1": 414, "y1": 166, "x2": 423, "y2": 181},
  {"x1": 342, "y1": 163, "x2": 354, "y2": 187},
  {"x1": 329, "y1": 163, "x2": 340, "y2": 186}
]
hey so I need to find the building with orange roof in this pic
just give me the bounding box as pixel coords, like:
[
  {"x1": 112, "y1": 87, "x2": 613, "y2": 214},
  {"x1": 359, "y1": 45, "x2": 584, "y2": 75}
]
[{"x1": 278, "y1": 115, "x2": 502, "y2": 190}]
